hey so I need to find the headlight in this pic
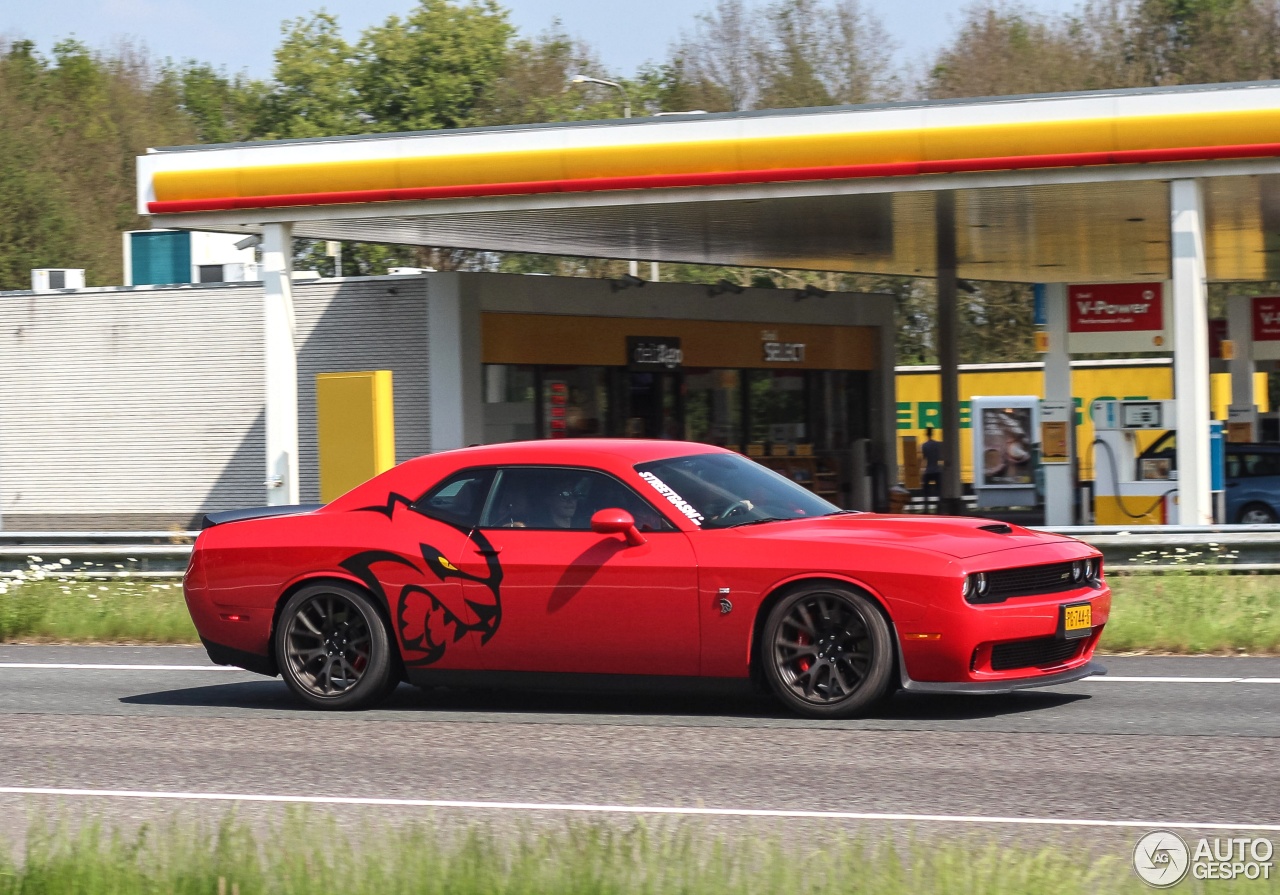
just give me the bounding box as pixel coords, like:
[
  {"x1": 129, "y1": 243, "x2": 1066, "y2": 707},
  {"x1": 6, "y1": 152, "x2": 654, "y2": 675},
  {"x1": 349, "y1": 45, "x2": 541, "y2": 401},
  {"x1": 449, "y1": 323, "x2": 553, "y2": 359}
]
[
  {"x1": 963, "y1": 572, "x2": 990, "y2": 601},
  {"x1": 1086, "y1": 557, "x2": 1103, "y2": 583},
  {"x1": 1071, "y1": 560, "x2": 1086, "y2": 582}
]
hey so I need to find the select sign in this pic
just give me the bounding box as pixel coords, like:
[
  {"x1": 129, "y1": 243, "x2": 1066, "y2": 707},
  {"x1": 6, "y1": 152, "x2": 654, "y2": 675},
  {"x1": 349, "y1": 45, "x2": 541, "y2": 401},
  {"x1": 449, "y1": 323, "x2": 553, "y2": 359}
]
[{"x1": 764, "y1": 341, "x2": 806, "y2": 362}]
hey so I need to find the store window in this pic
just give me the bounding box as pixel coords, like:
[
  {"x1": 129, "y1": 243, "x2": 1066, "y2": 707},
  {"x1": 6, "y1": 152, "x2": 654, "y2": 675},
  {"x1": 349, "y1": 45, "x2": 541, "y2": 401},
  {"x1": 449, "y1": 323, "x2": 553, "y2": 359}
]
[
  {"x1": 746, "y1": 369, "x2": 807, "y2": 447},
  {"x1": 542, "y1": 366, "x2": 609, "y2": 438},
  {"x1": 619, "y1": 371, "x2": 680, "y2": 439},
  {"x1": 483, "y1": 365, "x2": 538, "y2": 443},
  {"x1": 809, "y1": 370, "x2": 871, "y2": 451},
  {"x1": 684, "y1": 369, "x2": 742, "y2": 446}
]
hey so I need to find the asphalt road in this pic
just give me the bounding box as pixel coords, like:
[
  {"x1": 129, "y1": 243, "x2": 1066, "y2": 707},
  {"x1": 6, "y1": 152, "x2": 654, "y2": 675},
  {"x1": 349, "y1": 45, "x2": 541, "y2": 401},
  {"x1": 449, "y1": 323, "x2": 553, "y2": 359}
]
[{"x1": 0, "y1": 645, "x2": 1276, "y2": 845}]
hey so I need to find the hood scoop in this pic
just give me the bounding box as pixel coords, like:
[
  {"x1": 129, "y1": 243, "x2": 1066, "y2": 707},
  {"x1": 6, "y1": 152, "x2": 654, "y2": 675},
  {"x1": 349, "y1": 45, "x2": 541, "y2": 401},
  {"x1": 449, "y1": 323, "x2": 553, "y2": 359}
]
[{"x1": 978, "y1": 523, "x2": 1013, "y2": 534}]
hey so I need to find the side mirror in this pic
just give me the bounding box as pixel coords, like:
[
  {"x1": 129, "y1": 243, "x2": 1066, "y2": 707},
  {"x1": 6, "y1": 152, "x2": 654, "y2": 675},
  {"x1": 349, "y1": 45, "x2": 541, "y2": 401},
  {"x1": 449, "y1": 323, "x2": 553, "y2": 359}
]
[{"x1": 590, "y1": 508, "x2": 647, "y2": 547}]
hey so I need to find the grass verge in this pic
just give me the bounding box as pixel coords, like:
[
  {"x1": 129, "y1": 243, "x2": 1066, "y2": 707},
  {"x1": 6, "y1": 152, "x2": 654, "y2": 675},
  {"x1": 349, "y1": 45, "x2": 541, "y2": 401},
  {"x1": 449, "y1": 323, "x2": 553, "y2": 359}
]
[
  {"x1": 1, "y1": 811, "x2": 1236, "y2": 895},
  {"x1": 0, "y1": 563, "x2": 1277, "y2": 654},
  {"x1": 0, "y1": 568, "x2": 195, "y2": 644},
  {"x1": 1099, "y1": 572, "x2": 1280, "y2": 654}
]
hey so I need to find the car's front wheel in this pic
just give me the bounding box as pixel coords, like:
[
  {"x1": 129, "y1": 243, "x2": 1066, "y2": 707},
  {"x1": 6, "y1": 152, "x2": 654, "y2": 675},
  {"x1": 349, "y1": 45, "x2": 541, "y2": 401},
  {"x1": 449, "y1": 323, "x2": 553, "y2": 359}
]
[
  {"x1": 275, "y1": 582, "x2": 396, "y2": 710},
  {"x1": 1237, "y1": 502, "x2": 1278, "y2": 524},
  {"x1": 761, "y1": 583, "x2": 894, "y2": 718}
]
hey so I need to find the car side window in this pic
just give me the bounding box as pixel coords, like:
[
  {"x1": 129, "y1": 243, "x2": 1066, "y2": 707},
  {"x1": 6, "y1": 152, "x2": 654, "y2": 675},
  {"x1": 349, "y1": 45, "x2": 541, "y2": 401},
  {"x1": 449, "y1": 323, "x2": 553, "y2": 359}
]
[
  {"x1": 1252, "y1": 453, "x2": 1280, "y2": 477},
  {"x1": 480, "y1": 466, "x2": 673, "y2": 532},
  {"x1": 1241, "y1": 454, "x2": 1266, "y2": 477},
  {"x1": 413, "y1": 468, "x2": 495, "y2": 529}
]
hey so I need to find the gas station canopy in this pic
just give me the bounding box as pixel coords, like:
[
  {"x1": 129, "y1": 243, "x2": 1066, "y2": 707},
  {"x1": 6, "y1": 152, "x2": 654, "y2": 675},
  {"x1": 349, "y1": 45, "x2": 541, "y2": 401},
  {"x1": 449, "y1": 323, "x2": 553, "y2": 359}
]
[
  {"x1": 137, "y1": 79, "x2": 1280, "y2": 524},
  {"x1": 140, "y1": 80, "x2": 1280, "y2": 284}
]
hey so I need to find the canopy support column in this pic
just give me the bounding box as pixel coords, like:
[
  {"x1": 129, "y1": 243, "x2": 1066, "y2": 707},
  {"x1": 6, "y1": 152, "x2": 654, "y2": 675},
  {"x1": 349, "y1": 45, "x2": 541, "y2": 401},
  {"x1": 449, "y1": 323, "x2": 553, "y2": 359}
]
[
  {"x1": 1171, "y1": 179, "x2": 1212, "y2": 525},
  {"x1": 935, "y1": 191, "x2": 964, "y2": 515},
  {"x1": 1042, "y1": 283, "x2": 1074, "y2": 525},
  {"x1": 262, "y1": 222, "x2": 299, "y2": 506}
]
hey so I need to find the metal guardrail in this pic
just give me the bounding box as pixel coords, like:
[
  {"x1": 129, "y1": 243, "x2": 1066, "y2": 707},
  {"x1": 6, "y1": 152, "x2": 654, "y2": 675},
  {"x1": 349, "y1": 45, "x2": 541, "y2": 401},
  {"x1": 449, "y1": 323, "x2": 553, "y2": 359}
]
[
  {"x1": 0, "y1": 532, "x2": 195, "y2": 578},
  {"x1": 0, "y1": 525, "x2": 1277, "y2": 577},
  {"x1": 1040, "y1": 525, "x2": 1280, "y2": 572}
]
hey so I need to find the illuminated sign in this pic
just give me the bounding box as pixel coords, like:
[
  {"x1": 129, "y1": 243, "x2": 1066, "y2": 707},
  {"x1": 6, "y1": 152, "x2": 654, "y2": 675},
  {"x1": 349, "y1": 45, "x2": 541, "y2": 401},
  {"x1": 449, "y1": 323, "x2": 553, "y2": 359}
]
[
  {"x1": 627, "y1": 336, "x2": 683, "y2": 371},
  {"x1": 1068, "y1": 283, "x2": 1163, "y2": 333},
  {"x1": 763, "y1": 342, "x2": 806, "y2": 362}
]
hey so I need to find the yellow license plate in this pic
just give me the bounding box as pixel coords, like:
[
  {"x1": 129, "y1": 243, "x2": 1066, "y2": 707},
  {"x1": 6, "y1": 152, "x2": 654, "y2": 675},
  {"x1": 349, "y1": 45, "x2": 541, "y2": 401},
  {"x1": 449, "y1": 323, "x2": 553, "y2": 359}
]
[{"x1": 1064, "y1": 604, "x2": 1092, "y2": 632}]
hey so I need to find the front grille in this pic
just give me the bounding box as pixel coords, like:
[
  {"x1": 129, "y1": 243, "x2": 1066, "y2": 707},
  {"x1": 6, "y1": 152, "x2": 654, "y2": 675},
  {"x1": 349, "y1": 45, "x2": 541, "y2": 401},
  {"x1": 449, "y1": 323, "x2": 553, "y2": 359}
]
[
  {"x1": 990, "y1": 637, "x2": 1084, "y2": 671},
  {"x1": 972, "y1": 561, "x2": 1078, "y2": 603}
]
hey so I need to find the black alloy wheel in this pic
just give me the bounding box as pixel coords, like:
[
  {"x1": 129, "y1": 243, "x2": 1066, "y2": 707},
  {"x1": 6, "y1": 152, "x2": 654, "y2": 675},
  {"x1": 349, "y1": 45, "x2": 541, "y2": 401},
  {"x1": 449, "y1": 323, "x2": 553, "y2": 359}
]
[
  {"x1": 761, "y1": 584, "x2": 894, "y2": 718},
  {"x1": 1237, "y1": 502, "x2": 1278, "y2": 524},
  {"x1": 275, "y1": 582, "x2": 397, "y2": 710}
]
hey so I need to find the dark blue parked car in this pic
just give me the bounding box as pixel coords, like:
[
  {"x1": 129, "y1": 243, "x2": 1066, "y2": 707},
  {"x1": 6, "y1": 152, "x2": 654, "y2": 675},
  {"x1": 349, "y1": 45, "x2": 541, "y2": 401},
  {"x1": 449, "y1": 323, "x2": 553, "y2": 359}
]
[{"x1": 1138, "y1": 434, "x2": 1280, "y2": 523}]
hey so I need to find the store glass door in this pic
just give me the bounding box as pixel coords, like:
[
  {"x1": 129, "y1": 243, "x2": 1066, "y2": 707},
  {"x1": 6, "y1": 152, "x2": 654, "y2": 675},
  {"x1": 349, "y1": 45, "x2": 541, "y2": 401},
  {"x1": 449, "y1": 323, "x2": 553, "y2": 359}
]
[{"x1": 620, "y1": 371, "x2": 682, "y2": 439}]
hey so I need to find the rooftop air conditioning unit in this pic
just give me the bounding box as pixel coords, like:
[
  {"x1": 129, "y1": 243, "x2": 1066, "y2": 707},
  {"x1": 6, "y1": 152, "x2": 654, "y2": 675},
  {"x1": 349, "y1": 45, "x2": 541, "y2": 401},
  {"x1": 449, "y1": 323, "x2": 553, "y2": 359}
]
[{"x1": 31, "y1": 269, "x2": 85, "y2": 293}]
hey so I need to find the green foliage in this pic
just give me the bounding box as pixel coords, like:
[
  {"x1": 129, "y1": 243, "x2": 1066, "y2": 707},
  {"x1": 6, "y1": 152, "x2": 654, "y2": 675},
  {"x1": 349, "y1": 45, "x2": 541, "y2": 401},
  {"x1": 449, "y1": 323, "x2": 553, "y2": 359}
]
[
  {"x1": 0, "y1": 39, "x2": 198, "y2": 289},
  {"x1": 0, "y1": 811, "x2": 1190, "y2": 895},
  {"x1": 669, "y1": 0, "x2": 899, "y2": 112},
  {"x1": 165, "y1": 61, "x2": 269, "y2": 144},
  {"x1": 357, "y1": 0, "x2": 514, "y2": 131},
  {"x1": 261, "y1": 11, "x2": 364, "y2": 139},
  {"x1": 0, "y1": 566, "x2": 196, "y2": 643},
  {"x1": 1101, "y1": 569, "x2": 1280, "y2": 653},
  {"x1": 473, "y1": 24, "x2": 622, "y2": 125},
  {"x1": 927, "y1": 0, "x2": 1280, "y2": 99}
]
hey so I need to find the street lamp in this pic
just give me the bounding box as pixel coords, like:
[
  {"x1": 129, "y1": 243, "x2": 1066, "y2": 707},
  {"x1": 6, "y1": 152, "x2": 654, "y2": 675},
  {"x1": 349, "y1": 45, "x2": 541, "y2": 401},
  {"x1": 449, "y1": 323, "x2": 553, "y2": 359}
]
[
  {"x1": 570, "y1": 75, "x2": 649, "y2": 278},
  {"x1": 569, "y1": 74, "x2": 632, "y2": 118}
]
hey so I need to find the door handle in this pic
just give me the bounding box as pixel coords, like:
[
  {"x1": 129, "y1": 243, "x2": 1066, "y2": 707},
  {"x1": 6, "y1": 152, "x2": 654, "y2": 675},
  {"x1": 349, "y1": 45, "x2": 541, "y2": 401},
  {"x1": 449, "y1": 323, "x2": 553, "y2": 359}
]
[{"x1": 475, "y1": 546, "x2": 502, "y2": 556}]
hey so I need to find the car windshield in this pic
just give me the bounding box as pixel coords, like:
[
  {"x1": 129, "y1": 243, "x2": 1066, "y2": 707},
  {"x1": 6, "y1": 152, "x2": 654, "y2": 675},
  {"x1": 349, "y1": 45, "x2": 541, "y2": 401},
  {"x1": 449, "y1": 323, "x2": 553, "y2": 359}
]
[{"x1": 635, "y1": 453, "x2": 843, "y2": 529}]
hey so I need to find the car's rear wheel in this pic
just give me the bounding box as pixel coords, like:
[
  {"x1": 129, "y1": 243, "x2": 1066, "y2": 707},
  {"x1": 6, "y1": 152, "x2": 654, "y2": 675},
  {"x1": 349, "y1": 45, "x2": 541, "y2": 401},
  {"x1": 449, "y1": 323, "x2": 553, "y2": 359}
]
[
  {"x1": 275, "y1": 582, "x2": 395, "y2": 710},
  {"x1": 1237, "y1": 502, "x2": 1278, "y2": 524},
  {"x1": 761, "y1": 583, "x2": 893, "y2": 718}
]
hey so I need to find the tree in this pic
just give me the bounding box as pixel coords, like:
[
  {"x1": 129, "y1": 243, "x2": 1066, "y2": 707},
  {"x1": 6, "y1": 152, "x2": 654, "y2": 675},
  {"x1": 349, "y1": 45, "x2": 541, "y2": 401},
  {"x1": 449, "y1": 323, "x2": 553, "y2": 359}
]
[
  {"x1": 356, "y1": 0, "x2": 514, "y2": 131},
  {"x1": 259, "y1": 12, "x2": 363, "y2": 139},
  {"x1": 669, "y1": 0, "x2": 764, "y2": 111},
  {"x1": 165, "y1": 61, "x2": 268, "y2": 144},
  {"x1": 927, "y1": 0, "x2": 1280, "y2": 100},
  {"x1": 472, "y1": 24, "x2": 621, "y2": 125},
  {"x1": 668, "y1": 0, "x2": 897, "y2": 111},
  {"x1": 759, "y1": 0, "x2": 897, "y2": 108},
  {"x1": 927, "y1": 3, "x2": 1107, "y2": 98},
  {"x1": 0, "y1": 38, "x2": 197, "y2": 288}
]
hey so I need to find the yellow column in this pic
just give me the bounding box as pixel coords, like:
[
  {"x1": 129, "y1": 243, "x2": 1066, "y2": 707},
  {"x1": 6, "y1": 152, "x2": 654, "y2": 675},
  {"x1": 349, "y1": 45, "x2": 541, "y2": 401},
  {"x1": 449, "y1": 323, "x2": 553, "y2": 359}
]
[{"x1": 316, "y1": 371, "x2": 396, "y2": 502}]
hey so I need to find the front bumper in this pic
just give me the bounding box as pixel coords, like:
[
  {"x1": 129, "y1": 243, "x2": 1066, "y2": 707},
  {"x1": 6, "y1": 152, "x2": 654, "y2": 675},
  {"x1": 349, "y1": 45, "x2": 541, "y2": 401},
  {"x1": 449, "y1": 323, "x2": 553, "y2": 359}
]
[
  {"x1": 894, "y1": 576, "x2": 1111, "y2": 685},
  {"x1": 899, "y1": 656, "x2": 1106, "y2": 694}
]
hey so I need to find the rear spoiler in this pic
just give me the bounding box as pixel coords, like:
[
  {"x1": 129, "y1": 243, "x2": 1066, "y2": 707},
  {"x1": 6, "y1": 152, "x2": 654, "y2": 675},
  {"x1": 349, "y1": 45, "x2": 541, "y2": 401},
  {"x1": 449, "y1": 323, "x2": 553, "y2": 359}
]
[{"x1": 201, "y1": 504, "x2": 324, "y2": 529}]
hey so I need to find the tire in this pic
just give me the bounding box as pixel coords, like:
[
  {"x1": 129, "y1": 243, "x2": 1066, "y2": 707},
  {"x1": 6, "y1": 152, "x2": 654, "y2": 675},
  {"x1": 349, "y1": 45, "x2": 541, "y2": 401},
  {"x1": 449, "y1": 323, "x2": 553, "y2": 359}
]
[
  {"x1": 274, "y1": 582, "x2": 396, "y2": 710},
  {"x1": 1237, "y1": 503, "x2": 1278, "y2": 524},
  {"x1": 761, "y1": 583, "x2": 894, "y2": 719}
]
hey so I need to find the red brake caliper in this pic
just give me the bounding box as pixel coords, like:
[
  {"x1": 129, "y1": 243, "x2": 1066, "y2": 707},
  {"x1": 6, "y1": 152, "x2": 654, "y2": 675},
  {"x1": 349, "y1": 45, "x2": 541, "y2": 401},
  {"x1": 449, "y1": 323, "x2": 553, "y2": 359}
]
[{"x1": 795, "y1": 630, "x2": 811, "y2": 673}]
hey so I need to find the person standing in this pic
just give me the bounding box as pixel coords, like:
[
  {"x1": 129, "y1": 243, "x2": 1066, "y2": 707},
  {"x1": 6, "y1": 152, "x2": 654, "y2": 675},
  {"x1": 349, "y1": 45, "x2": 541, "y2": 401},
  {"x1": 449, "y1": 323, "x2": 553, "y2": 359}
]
[{"x1": 921, "y1": 426, "x2": 943, "y2": 513}]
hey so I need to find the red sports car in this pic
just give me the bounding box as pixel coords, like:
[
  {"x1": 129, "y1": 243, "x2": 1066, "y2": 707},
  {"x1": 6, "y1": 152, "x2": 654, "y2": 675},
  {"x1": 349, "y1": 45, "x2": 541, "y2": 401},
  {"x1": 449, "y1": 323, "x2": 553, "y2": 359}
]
[{"x1": 184, "y1": 440, "x2": 1109, "y2": 718}]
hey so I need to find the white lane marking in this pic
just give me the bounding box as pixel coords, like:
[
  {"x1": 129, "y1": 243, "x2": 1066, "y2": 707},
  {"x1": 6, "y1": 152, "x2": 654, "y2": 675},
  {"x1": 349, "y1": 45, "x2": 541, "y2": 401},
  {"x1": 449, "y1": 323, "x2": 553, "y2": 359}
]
[
  {"x1": 1086, "y1": 675, "x2": 1280, "y2": 684},
  {"x1": 0, "y1": 663, "x2": 239, "y2": 672},
  {"x1": 0, "y1": 787, "x2": 1275, "y2": 832}
]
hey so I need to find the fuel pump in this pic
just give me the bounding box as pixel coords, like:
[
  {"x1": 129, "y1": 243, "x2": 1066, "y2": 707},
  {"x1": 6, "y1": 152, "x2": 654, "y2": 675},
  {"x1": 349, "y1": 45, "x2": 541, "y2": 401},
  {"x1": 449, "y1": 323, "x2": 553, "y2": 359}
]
[{"x1": 1091, "y1": 399, "x2": 1179, "y2": 524}]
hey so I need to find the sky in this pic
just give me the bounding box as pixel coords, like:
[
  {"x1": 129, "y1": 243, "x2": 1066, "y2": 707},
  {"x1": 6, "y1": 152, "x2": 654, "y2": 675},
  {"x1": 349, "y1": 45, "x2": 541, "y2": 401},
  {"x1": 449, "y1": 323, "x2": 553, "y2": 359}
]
[{"x1": 4, "y1": 0, "x2": 1086, "y2": 81}]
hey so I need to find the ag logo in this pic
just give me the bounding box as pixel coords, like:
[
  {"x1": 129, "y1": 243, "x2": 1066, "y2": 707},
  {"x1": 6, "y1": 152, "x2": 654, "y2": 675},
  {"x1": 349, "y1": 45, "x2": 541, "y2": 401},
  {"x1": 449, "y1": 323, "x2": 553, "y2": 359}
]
[{"x1": 1134, "y1": 830, "x2": 1190, "y2": 887}]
